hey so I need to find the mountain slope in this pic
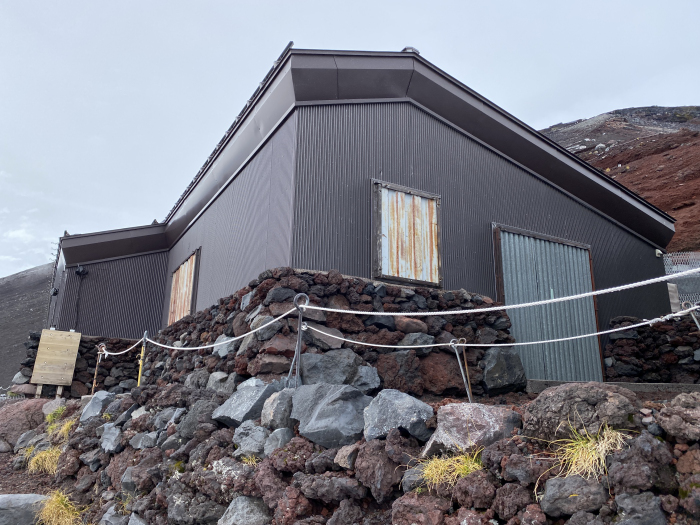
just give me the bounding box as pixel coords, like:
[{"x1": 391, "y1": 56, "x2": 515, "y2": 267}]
[
  {"x1": 0, "y1": 263, "x2": 52, "y2": 387},
  {"x1": 541, "y1": 106, "x2": 700, "y2": 252}
]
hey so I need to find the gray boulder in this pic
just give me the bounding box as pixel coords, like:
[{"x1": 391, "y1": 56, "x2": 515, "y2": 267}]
[
  {"x1": 251, "y1": 315, "x2": 282, "y2": 341},
  {"x1": 481, "y1": 347, "x2": 527, "y2": 395},
  {"x1": 217, "y1": 495, "x2": 271, "y2": 525},
  {"x1": 127, "y1": 514, "x2": 148, "y2": 525},
  {"x1": 100, "y1": 423, "x2": 122, "y2": 453},
  {"x1": 540, "y1": 475, "x2": 607, "y2": 517},
  {"x1": 233, "y1": 421, "x2": 270, "y2": 459},
  {"x1": 615, "y1": 492, "x2": 666, "y2": 525},
  {"x1": 42, "y1": 397, "x2": 66, "y2": 416},
  {"x1": 264, "y1": 287, "x2": 296, "y2": 306},
  {"x1": 261, "y1": 389, "x2": 294, "y2": 430},
  {"x1": 213, "y1": 335, "x2": 240, "y2": 358},
  {"x1": 121, "y1": 467, "x2": 136, "y2": 494},
  {"x1": 350, "y1": 366, "x2": 380, "y2": 394},
  {"x1": 300, "y1": 349, "x2": 361, "y2": 386},
  {"x1": 566, "y1": 511, "x2": 604, "y2": 525},
  {"x1": 14, "y1": 430, "x2": 37, "y2": 454},
  {"x1": 398, "y1": 333, "x2": 435, "y2": 357},
  {"x1": 130, "y1": 431, "x2": 158, "y2": 450},
  {"x1": 207, "y1": 371, "x2": 237, "y2": 394},
  {"x1": 81, "y1": 391, "x2": 116, "y2": 422},
  {"x1": 264, "y1": 428, "x2": 295, "y2": 457},
  {"x1": 236, "y1": 333, "x2": 258, "y2": 357},
  {"x1": 113, "y1": 403, "x2": 138, "y2": 427},
  {"x1": 213, "y1": 378, "x2": 281, "y2": 428},
  {"x1": 364, "y1": 315, "x2": 395, "y2": 331},
  {"x1": 178, "y1": 400, "x2": 218, "y2": 439},
  {"x1": 11, "y1": 372, "x2": 29, "y2": 385},
  {"x1": 422, "y1": 403, "x2": 521, "y2": 457},
  {"x1": 291, "y1": 383, "x2": 372, "y2": 448},
  {"x1": 99, "y1": 505, "x2": 129, "y2": 525},
  {"x1": 523, "y1": 382, "x2": 640, "y2": 441},
  {"x1": 364, "y1": 389, "x2": 434, "y2": 442},
  {"x1": 79, "y1": 448, "x2": 103, "y2": 471},
  {"x1": 302, "y1": 322, "x2": 343, "y2": 350},
  {"x1": 401, "y1": 466, "x2": 424, "y2": 493},
  {"x1": 0, "y1": 494, "x2": 47, "y2": 525},
  {"x1": 299, "y1": 350, "x2": 379, "y2": 394},
  {"x1": 153, "y1": 407, "x2": 186, "y2": 431},
  {"x1": 184, "y1": 368, "x2": 210, "y2": 389}
]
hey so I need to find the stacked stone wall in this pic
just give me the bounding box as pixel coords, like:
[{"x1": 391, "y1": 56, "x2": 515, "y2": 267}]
[
  {"x1": 144, "y1": 267, "x2": 514, "y2": 398},
  {"x1": 15, "y1": 332, "x2": 141, "y2": 398},
  {"x1": 604, "y1": 314, "x2": 700, "y2": 383}
]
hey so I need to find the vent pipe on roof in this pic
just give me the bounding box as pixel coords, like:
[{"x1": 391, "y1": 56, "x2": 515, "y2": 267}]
[{"x1": 402, "y1": 46, "x2": 420, "y2": 54}]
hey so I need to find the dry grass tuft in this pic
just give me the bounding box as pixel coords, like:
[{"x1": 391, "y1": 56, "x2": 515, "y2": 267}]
[
  {"x1": 45, "y1": 406, "x2": 67, "y2": 425},
  {"x1": 23, "y1": 444, "x2": 36, "y2": 460},
  {"x1": 241, "y1": 455, "x2": 260, "y2": 467},
  {"x1": 37, "y1": 490, "x2": 84, "y2": 525},
  {"x1": 56, "y1": 419, "x2": 76, "y2": 442},
  {"x1": 551, "y1": 424, "x2": 629, "y2": 479},
  {"x1": 28, "y1": 447, "x2": 62, "y2": 475},
  {"x1": 415, "y1": 448, "x2": 483, "y2": 490}
]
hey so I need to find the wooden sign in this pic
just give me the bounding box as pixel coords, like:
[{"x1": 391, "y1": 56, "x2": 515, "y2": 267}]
[{"x1": 30, "y1": 329, "x2": 81, "y2": 387}]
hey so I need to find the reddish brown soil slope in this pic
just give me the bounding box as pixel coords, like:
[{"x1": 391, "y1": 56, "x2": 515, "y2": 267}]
[
  {"x1": 580, "y1": 128, "x2": 700, "y2": 252},
  {"x1": 541, "y1": 107, "x2": 700, "y2": 252}
]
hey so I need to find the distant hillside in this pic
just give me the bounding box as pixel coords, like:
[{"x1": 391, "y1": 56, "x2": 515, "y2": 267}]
[
  {"x1": 541, "y1": 106, "x2": 700, "y2": 252},
  {"x1": 0, "y1": 263, "x2": 52, "y2": 388}
]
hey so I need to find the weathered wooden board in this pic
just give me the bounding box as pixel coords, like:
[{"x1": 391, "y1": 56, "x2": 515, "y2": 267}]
[{"x1": 30, "y1": 329, "x2": 81, "y2": 386}]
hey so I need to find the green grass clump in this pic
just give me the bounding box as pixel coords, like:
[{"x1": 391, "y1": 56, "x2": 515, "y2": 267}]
[
  {"x1": 37, "y1": 490, "x2": 84, "y2": 525},
  {"x1": 415, "y1": 448, "x2": 483, "y2": 490},
  {"x1": 45, "y1": 406, "x2": 67, "y2": 425}
]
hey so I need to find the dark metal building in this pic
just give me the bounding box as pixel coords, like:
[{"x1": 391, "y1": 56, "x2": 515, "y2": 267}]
[{"x1": 48, "y1": 46, "x2": 676, "y2": 381}]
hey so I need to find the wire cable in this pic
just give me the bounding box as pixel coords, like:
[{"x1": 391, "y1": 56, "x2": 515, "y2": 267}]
[
  {"x1": 301, "y1": 267, "x2": 700, "y2": 317},
  {"x1": 302, "y1": 305, "x2": 700, "y2": 350}
]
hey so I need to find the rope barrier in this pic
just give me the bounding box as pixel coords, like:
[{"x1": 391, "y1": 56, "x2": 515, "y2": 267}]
[
  {"x1": 101, "y1": 338, "x2": 144, "y2": 356},
  {"x1": 301, "y1": 305, "x2": 700, "y2": 350},
  {"x1": 145, "y1": 308, "x2": 296, "y2": 351},
  {"x1": 300, "y1": 266, "x2": 700, "y2": 317}
]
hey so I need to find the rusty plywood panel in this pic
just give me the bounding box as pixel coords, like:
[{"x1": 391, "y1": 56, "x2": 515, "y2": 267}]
[
  {"x1": 30, "y1": 329, "x2": 81, "y2": 386},
  {"x1": 168, "y1": 251, "x2": 198, "y2": 325},
  {"x1": 375, "y1": 181, "x2": 440, "y2": 285}
]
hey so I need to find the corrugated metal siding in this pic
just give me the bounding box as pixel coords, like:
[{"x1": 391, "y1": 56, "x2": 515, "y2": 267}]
[
  {"x1": 500, "y1": 231, "x2": 602, "y2": 381},
  {"x1": 55, "y1": 251, "x2": 167, "y2": 338},
  {"x1": 163, "y1": 113, "x2": 297, "y2": 325},
  {"x1": 380, "y1": 187, "x2": 439, "y2": 283},
  {"x1": 291, "y1": 102, "x2": 670, "y2": 332}
]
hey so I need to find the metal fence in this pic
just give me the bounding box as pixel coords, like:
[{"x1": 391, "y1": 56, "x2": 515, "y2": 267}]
[{"x1": 664, "y1": 252, "x2": 700, "y2": 305}]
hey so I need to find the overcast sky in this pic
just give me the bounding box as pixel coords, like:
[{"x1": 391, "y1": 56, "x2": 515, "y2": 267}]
[{"x1": 1, "y1": 1, "x2": 698, "y2": 278}]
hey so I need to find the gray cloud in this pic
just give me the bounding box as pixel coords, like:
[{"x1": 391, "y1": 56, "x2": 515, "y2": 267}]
[{"x1": 1, "y1": 0, "x2": 698, "y2": 277}]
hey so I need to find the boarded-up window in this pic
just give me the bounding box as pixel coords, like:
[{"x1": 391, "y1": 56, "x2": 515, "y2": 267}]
[
  {"x1": 372, "y1": 180, "x2": 441, "y2": 286},
  {"x1": 168, "y1": 251, "x2": 199, "y2": 325}
]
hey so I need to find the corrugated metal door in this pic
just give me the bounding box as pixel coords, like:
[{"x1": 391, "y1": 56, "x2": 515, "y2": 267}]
[{"x1": 500, "y1": 230, "x2": 603, "y2": 381}]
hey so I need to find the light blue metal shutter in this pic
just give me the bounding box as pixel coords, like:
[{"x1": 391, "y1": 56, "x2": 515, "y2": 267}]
[{"x1": 500, "y1": 231, "x2": 603, "y2": 382}]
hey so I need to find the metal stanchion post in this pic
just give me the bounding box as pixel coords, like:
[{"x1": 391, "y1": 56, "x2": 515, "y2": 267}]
[
  {"x1": 137, "y1": 331, "x2": 147, "y2": 387},
  {"x1": 91, "y1": 343, "x2": 105, "y2": 395},
  {"x1": 451, "y1": 338, "x2": 473, "y2": 403},
  {"x1": 286, "y1": 294, "x2": 309, "y2": 388}
]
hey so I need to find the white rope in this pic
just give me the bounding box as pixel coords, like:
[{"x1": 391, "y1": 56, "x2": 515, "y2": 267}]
[
  {"x1": 301, "y1": 267, "x2": 700, "y2": 317},
  {"x1": 146, "y1": 308, "x2": 297, "y2": 351},
  {"x1": 302, "y1": 305, "x2": 700, "y2": 349},
  {"x1": 102, "y1": 338, "x2": 144, "y2": 356}
]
